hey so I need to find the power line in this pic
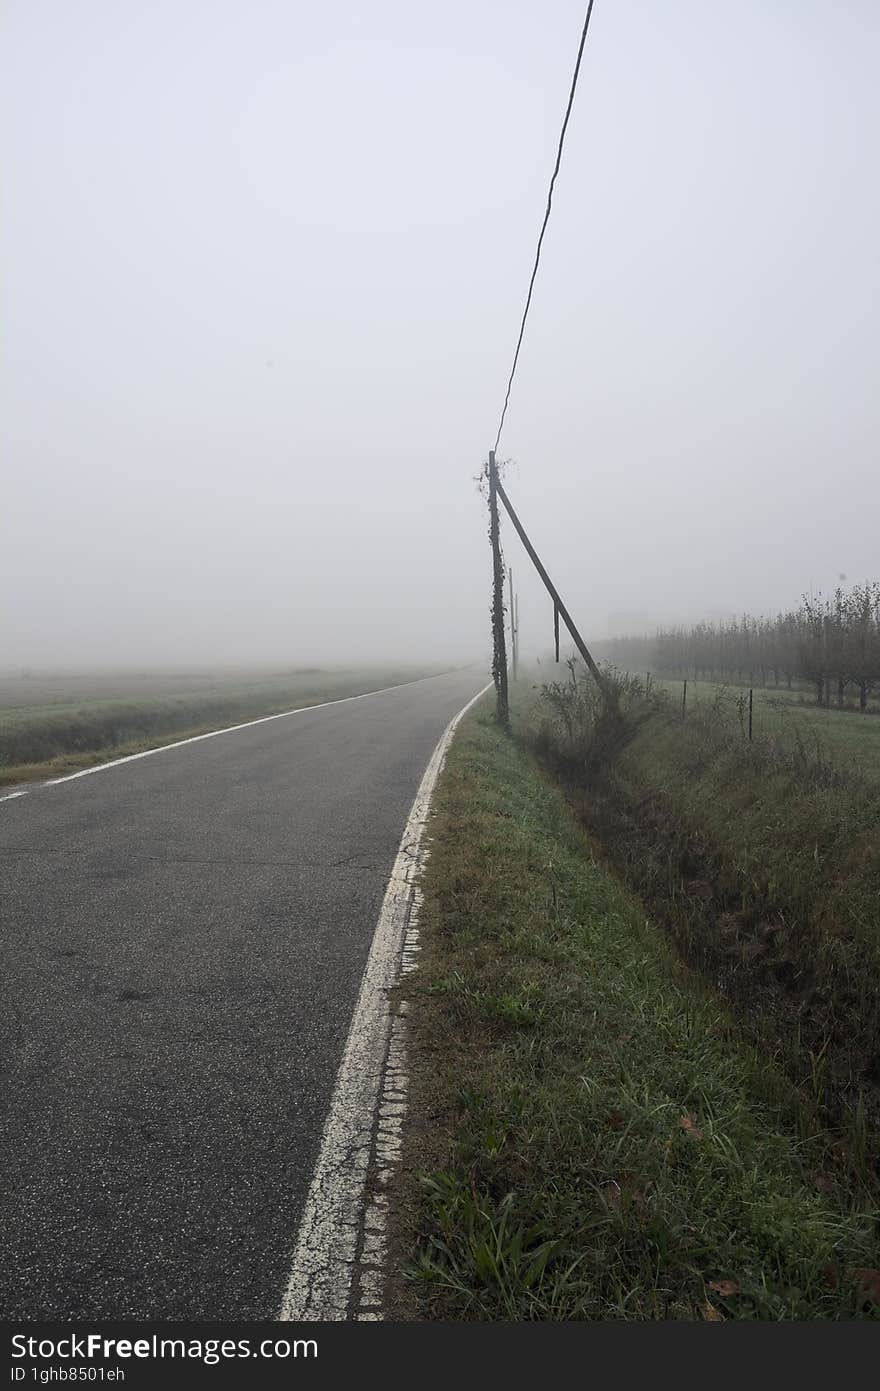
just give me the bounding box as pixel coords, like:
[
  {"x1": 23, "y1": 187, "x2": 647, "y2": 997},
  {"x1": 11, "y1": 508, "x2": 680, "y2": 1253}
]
[{"x1": 492, "y1": 0, "x2": 598, "y2": 456}]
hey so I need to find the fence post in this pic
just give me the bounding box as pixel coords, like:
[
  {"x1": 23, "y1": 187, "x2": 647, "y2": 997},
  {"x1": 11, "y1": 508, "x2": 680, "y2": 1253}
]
[
  {"x1": 554, "y1": 603, "x2": 560, "y2": 663},
  {"x1": 748, "y1": 687, "x2": 753, "y2": 741},
  {"x1": 681, "y1": 679, "x2": 687, "y2": 720},
  {"x1": 488, "y1": 451, "x2": 509, "y2": 728}
]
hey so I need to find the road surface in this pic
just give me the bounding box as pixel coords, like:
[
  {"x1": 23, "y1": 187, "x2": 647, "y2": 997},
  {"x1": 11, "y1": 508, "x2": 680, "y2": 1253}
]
[{"x1": 0, "y1": 668, "x2": 486, "y2": 1319}]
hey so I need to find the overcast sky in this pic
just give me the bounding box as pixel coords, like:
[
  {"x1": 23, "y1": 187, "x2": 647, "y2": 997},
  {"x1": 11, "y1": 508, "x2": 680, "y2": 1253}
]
[{"x1": 3, "y1": 1, "x2": 877, "y2": 669}]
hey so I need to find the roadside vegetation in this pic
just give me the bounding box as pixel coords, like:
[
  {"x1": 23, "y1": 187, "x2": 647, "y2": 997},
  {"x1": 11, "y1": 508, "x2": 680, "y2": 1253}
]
[
  {"x1": 0, "y1": 665, "x2": 439, "y2": 786},
  {"x1": 391, "y1": 689, "x2": 880, "y2": 1319}
]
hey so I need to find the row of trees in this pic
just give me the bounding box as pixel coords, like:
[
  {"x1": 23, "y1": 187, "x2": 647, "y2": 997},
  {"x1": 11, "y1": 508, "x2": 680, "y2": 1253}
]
[{"x1": 599, "y1": 583, "x2": 880, "y2": 710}]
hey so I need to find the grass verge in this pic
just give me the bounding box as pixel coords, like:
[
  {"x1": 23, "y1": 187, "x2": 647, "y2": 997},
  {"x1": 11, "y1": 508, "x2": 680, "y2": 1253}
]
[{"x1": 388, "y1": 706, "x2": 879, "y2": 1319}]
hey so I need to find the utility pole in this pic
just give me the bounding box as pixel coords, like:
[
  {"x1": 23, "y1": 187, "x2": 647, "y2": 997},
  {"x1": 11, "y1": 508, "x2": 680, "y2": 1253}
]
[{"x1": 488, "y1": 451, "x2": 509, "y2": 728}]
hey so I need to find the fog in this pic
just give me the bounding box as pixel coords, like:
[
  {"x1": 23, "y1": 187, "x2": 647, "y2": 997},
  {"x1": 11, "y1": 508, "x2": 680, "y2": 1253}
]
[{"x1": 3, "y1": 1, "x2": 878, "y2": 672}]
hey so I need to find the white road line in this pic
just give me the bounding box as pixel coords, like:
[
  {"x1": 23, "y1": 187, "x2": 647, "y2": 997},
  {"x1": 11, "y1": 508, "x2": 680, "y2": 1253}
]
[
  {"x1": 0, "y1": 671, "x2": 466, "y2": 803},
  {"x1": 278, "y1": 680, "x2": 492, "y2": 1321}
]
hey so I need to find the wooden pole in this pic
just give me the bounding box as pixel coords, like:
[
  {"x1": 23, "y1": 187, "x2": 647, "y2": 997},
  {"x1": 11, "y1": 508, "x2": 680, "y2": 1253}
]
[
  {"x1": 554, "y1": 603, "x2": 560, "y2": 662},
  {"x1": 488, "y1": 452, "x2": 509, "y2": 727},
  {"x1": 748, "y1": 687, "x2": 753, "y2": 741}
]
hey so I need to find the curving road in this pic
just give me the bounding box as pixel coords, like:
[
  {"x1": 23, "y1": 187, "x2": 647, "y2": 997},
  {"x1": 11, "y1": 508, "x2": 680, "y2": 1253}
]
[{"x1": 0, "y1": 667, "x2": 485, "y2": 1319}]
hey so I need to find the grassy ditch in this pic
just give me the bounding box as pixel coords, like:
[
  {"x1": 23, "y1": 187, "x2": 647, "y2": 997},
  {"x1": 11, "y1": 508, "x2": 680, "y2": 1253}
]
[
  {"x1": 0, "y1": 666, "x2": 438, "y2": 786},
  {"x1": 389, "y1": 707, "x2": 880, "y2": 1320},
  {"x1": 526, "y1": 667, "x2": 880, "y2": 1180}
]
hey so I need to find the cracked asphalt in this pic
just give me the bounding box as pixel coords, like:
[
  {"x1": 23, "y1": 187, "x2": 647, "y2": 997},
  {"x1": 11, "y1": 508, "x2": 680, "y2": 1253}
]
[{"x1": 0, "y1": 668, "x2": 485, "y2": 1319}]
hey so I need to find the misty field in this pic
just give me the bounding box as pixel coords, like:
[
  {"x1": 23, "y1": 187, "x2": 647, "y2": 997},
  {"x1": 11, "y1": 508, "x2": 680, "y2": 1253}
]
[
  {"x1": 0, "y1": 665, "x2": 440, "y2": 786},
  {"x1": 645, "y1": 676, "x2": 880, "y2": 782}
]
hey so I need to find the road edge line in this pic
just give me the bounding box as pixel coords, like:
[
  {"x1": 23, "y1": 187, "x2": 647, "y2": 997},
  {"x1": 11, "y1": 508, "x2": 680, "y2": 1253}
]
[{"x1": 278, "y1": 680, "x2": 492, "y2": 1320}]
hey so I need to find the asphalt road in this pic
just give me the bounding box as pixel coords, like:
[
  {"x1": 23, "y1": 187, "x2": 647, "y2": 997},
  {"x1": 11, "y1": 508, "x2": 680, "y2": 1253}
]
[{"x1": 0, "y1": 668, "x2": 486, "y2": 1319}]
